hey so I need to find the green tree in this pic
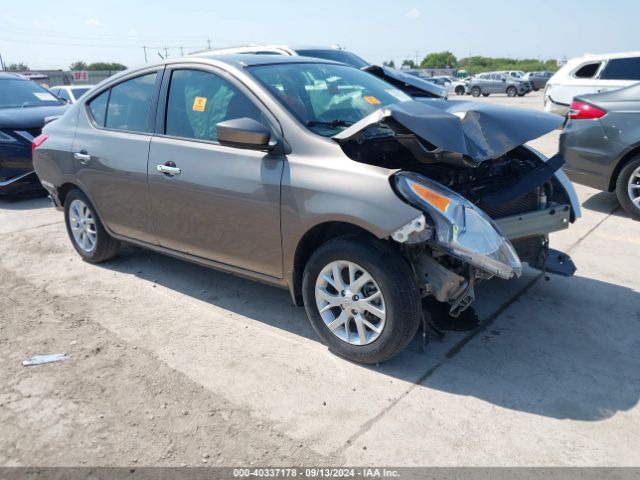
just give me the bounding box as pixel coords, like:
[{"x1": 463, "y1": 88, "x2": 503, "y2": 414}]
[
  {"x1": 457, "y1": 56, "x2": 558, "y2": 75},
  {"x1": 7, "y1": 62, "x2": 29, "y2": 71},
  {"x1": 87, "y1": 62, "x2": 127, "y2": 71},
  {"x1": 69, "y1": 61, "x2": 88, "y2": 71},
  {"x1": 401, "y1": 59, "x2": 415, "y2": 69},
  {"x1": 420, "y1": 51, "x2": 457, "y2": 69},
  {"x1": 382, "y1": 59, "x2": 396, "y2": 68}
]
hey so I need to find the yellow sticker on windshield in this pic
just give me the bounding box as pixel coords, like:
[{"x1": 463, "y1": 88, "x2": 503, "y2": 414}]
[
  {"x1": 192, "y1": 96, "x2": 207, "y2": 112},
  {"x1": 363, "y1": 95, "x2": 381, "y2": 105}
]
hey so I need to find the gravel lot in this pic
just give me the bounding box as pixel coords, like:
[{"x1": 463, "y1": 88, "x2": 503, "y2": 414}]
[{"x1": 1, "y1": 91, "x2": 639, "y2": 467}]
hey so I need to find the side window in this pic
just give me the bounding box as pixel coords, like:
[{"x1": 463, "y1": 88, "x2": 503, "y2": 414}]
[
  {"x1": 600, "y1": 57, "x2": 640, "y2": 81},
  {"x1": 165, "y1": 69, "x2": 263, "y2": 142},
  {"x1": 88, "y1": 90, "x2": 109, "y2": 126},
  {"x1": 105, "y1": 73, "x2": 157, "y2": 133},
  {"x1": 573, "y1": 62, "x2": 601, "y2": 79}
]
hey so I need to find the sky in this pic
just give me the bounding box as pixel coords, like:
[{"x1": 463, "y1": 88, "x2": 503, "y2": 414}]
[{"x1": 0, "y1": 0, "x2": 638, "y2": 70}]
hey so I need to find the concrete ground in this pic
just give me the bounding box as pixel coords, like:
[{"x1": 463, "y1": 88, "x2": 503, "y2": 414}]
[{"x1": 1, "y1": 91, "x2": 638, "y2": 467}]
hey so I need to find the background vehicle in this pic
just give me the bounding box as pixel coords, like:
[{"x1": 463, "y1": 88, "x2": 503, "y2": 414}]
[
  {"x1": 50, "y1": 85, "x2": 95, "y2": 104},
  {"x1": 497, "y1": 71, "x2": 533, "y2": 93},
  {"x1": 0, "y1": 72, "x2": 67, "y2": 196},
  {"x1": 523, "y1": 71, "x2": 552, "y2": 91},
  {"x1": 424, "y1": 75, "x2": 467, "y2": 95},
  {"x1": 561, "y1": 82, "x2": 640, "y2": 219},
  {"x1": 466, "y1": 73, "x2": 528, "y2": 97},
  {"x1": 545, "y1": 51, "x2": 640, "y2": 115},
  {"x1": 197, "y1": 44, "x2": 448, "y2": 99},
  {"x1": 33, "y1": 55, "x2": 579, "y2": 364}
]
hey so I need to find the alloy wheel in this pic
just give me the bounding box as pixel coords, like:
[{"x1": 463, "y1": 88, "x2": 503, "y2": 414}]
[
  {"x1": 314, "y1": 260, "x2": 386, "y2": 346},
  {"x1": 69, "y1": 199, "x2": 97, "y2": 253},
  {"x1": 628, "y1": 165, "x2": 640, "y2": 209}
]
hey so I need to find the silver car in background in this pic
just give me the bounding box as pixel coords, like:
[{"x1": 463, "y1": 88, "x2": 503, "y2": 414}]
[
  {"x1": 33, "y1": 55, "x2": 580, "y2": 364},
  {"x1": 466, "y1": 72, "x2": 529, "y2": 97}
]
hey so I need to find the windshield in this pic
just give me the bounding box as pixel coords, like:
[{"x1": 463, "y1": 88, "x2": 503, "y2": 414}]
[
  {"x1": 295, "y1": 49, "x2": 370, "y2": 69},
  {"x1": 249, "y1": 63, "x2": 411, "y2": 136},
  {"x1": 0, "y1": 79, "x2": 65, "y2": 109}
]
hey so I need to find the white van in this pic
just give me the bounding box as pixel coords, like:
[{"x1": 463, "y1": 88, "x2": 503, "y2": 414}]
[{"x1": 544, "y1": 51, "x2": 640, "y2": 115}]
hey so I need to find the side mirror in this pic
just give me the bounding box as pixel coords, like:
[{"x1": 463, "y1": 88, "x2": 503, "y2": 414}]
[
  {"x1": 502, "y1": 78, "x2": 506, "y2": 82},
  {"x1": 217, "y1": 118, "x2": 274, "y2": 151}
]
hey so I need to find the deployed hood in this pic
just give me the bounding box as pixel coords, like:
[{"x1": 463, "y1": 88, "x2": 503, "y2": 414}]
[
  {"x1": 333, "y1": 99, "x2": 563, "y2": 165},
  {"x1": 0, "y1": 105, "x2": 68, "y2": 130},
  {"x1": 363, "y1": 65, "x2": 447, "y2": 99}
]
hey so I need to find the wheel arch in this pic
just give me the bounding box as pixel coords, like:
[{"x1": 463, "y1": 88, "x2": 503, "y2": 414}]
[
  {"x1": 609, "y1": 145, "x2": 640, "y2": 192},
  {"x1": 288, "y1": 221, "x2": 381, "y2": 306}
]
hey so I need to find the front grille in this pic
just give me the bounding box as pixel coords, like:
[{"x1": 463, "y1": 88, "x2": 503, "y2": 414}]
[{"x1": 479, "y1": 190, "x2": 539, "y2": 219}]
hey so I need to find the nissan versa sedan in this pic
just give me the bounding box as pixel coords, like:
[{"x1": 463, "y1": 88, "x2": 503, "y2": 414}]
[
  {"x1": 561, "y1": 82, "x2": 640, "y2": 219},
  {"x1": 0, "y1": 72, "x2": 67, "y2": 196},
  {"x1": 33, "y1": 55, "x2": 580, "y2": 364}
]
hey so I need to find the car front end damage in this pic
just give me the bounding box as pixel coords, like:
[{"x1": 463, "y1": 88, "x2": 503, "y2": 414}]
[{"x1": 334, "y1": 100, "x2": 579, "y2": 317}]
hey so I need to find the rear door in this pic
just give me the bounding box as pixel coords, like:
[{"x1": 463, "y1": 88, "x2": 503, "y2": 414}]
[
  {"x1": 596, "y1": 56, "x2": 640, "y2": 93},
  {"x1": 147, "y1": 65, "x2": 284, "y2": 278},
  {"x1": 72, "y1": 68, "x2": 162, "y2": 244}
]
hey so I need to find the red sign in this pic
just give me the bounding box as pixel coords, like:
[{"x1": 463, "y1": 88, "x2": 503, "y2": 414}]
[{"x1": 73, "y1": 71, "x2": 89, "y2": 82}]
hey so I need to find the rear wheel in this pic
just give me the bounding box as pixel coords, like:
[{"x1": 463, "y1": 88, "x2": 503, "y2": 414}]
[
  {"x1": 616, "y1": 156, "x2": 640, "y2": 220},
  {"x1": 302, "y1": 236, "x2": 421, "y2": 364},
  {"x1": 64, "y1": 189, "x2": 120, "y2": 263},
  {"x1": 471, "y1": 86, "x2": 481, "y2": 97},
  {"x1": 507, "y1": 86, "x2": 517, "y2": 97}
]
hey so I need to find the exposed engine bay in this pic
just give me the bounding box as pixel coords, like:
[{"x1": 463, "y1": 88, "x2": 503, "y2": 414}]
[{"x1": 335, "y1": 105, "x2": 577, "y2": 317}]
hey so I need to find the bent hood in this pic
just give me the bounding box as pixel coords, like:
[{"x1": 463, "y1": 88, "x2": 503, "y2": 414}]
[
  {"x1": 363, "y1": 65, "x2": 447, "y2": 99},
  {"x1": 333, "y1": 99, "x2": 563, "y2": 165}
]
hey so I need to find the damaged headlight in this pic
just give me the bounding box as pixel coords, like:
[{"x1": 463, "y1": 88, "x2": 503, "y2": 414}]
[{"x1": 392, "y1": 172, "x2": 522, "y2": 279}]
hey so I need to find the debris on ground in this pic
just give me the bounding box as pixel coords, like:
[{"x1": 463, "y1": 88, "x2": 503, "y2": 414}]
[{"x1": 22, "y1": 353, "x2": 70, "y2": 366}]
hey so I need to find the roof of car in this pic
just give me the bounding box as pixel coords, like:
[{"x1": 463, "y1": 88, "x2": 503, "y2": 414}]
[
  {"x1": 189, "y1": 53, "x2": 340, "y2": 67},
  {"x1": 0, "y1": 72, "x2": 26, "y2": 80},
  {"x1": 569, "y1": 51, "x2": 640, "y2": 62}
]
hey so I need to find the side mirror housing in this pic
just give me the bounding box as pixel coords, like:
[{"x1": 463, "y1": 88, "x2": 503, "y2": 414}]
[{"x1": 217, "y1": 118, "x2": 274, "y2": 151}]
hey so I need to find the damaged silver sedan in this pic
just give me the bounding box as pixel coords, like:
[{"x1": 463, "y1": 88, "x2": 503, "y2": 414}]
[{"x1": 33, "y1": 55, "x2": 580, "y2": 364}]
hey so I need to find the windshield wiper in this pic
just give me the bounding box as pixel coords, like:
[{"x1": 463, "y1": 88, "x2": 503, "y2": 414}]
[{"x1": 306, "y1": 119, "x2": 354, "y2": 129}]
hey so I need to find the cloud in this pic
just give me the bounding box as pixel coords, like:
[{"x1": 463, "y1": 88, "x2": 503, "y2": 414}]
[
  {"x1": 86, "y1": 18, "x2": 101, "y2": 27},
  {"x1": 32, "y1": 19, "x2": 49, "y2": 28},
  {"x1": 406, "y1": 7, "x2": 420, "y2": 19},
  {"x1": 127, "y1": 28, "x2": 139, "y2": 35}
]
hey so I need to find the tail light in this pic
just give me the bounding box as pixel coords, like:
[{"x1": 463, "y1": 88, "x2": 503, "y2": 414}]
[
  {"x1": 568, "y1": 100, "x2": 607, "y2": 120},
  {"x1": 32, "y1": 134, "x2": 49, "y2": 152}
]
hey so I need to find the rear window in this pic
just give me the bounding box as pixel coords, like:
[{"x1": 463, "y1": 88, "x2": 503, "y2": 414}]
[
  {"x1": 573, "y1": 62, "x2": 600, "y2": 79},
  {"x1": 88, "y1": 90, "x2": 109, "y2": 126},
  {"x1": 0, "y1": 79, "x2": 65, "y2": 109},
  {"x1": 600, "y1": 57, "x2": 640, "y2": 81},
  {"x1": 105, "y1": 73, "x2": 157, "y2": 132}
]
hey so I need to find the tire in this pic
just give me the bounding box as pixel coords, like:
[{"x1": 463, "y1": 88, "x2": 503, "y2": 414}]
[
  {"x1": 506, "y1": 86, "x2": 517, "y2": 97},
  {"x1": 64, "y1": 188, "x2": 120, "y2": 263},
  {"x1": 471, "y1": 86, "x2": 481, "y2": 97},
  {"x1": 302, "y1": 236, "x2": 421, "y2": 364},
  {"x1": 518, "y1": 93, "x2": 526, "y2": 97},
  {"x1": 534, "y1": 87, "x2": 540, "y2": 92},
  {"x1": 455, "y1": 86, "x2": 465, "y2": 96},
  {"x1": 482, "y1": 93, "x2": 490, "y2": 97},
  {"x1": 615, "y1": 156, "x2": 640, "y2": 220}
]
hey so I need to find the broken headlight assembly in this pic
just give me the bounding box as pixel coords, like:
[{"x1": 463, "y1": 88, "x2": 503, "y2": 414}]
[{"x1": 392, "y1": 171, "x2": 522, "y2": 279}]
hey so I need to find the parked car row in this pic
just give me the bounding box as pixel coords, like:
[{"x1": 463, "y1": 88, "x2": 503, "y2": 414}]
[{"x1": 3, "y1": 46, "x2": 638, "y2": 365}]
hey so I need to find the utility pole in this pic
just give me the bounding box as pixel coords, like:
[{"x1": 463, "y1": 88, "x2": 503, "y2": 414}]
[
  {"x1": 180, "y1": 45, "x2": 184, "y2": 56},
  {"x1": 207, "y1": 38, "x2": 212, "y2": 50},
  {"x1": 415, "y1": 50, "x2": 420, "y2": 67},
  {"x1": 143, "y1": 46, "x2": 148, "y2": 64},
  {"x1": 164, "y1": 46, "x2": 169, "y2": 59},
  {"x1": 0, "y1": 51, "x2": 5, "y2": 70}
]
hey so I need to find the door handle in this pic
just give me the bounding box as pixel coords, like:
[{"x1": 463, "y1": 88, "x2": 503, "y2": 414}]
[
  {"x1": 157, "y1": 163, "x2": 181, "y2": 176},
  {"x1": 74, "y1": 151, "x2": 91, "y2": 164}
]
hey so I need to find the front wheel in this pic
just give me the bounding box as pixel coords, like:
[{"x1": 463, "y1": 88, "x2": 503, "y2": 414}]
[
  {"x1": 471, "y1": 86, "x2": 481, "y2": 97},
  {"x1": 455, "y1": 86, "x2": 465, "y2": 95},
  {"x1": 507, "y1": 86, "x2": 517, "y2": 97},
  {"x1": 302, "y1": 236, "x2": 421, "y2": 364},
  {"x1": 616, "y1": 157, "x2": 640, "y2": 220},
  {"x1": 64, "y1": 189, "x2": 120, "y2": 263}
]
